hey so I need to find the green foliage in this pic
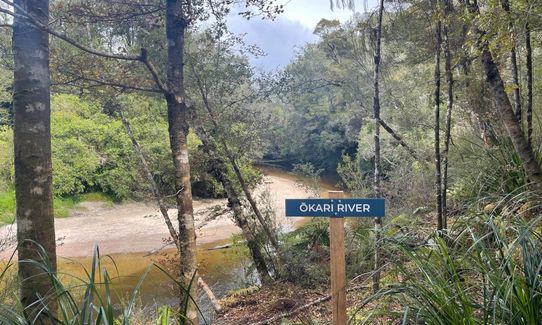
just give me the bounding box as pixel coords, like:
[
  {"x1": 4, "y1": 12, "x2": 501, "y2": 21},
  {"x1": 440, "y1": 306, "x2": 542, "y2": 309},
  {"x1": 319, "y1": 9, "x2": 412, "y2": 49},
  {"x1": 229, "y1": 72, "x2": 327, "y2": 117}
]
[
  {"x1": 51, "y1": 95, "x2": 139, "y2": 199},
  {"x1": 278, "y1": 219, "x2": 331, "y2": 287},
  {"x1": 292, "y1": 162, "x2": 324, "y2": 196},
  {"x1": 449, "y1": 137, "x2": 531, "y2": 202},
  {"x1": 0, "y1": 93, "x2": 233, "y2": 202},
  {"x1": 53, "y1": 197, "x2": 79, "y2": 219},
  {"x1": 0, "y1": 190, "x2": 15, "y2": 224},
  {"x1": 337, "y1": 154, "x2": 371, "y2": 197},
  {"x1": 0, "y1": 126, "x2": 13, "y2": 191},
  {"x1": 361, "y1": 210, "x2": 542, "y2": 325}
]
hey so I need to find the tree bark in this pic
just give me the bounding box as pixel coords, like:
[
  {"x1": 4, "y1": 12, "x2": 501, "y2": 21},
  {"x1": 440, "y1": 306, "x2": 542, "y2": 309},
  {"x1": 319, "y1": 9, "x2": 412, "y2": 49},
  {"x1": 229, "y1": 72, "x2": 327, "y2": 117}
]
[
  {"x1": 441, "y1": 0, "x2": 453, "y2": 230},
  {"x1": 466, "y1": 1, "x2": 542, "y2": 189},
  {"x1": 371, "y1": 0, "x2": 385, "y2": 294},
  {"x1": 378, "y1": 119, "x2": 418, "y2": 160},
  {"x1": 165, "y1": 1, "x2": 198, "y2": 322},
  {"x1": 197, "y1": 276, "x2": 222, "y2": 314},
  {"x1": 433, "y1": 8, "x2": 444, "y2": 231},
  {"x1": 525, "y1": 22, "x2": 533, "y2": 148},
  {"x1": 194, "y1": 124, "x2": 272, "y2": 284},
  {"x1": 481, "y1": 49, "x2": 542, "y2": 187},
  {"x1": 501, "y1": 0, "x2": 522, "y2": 122},
  {"x1": 12, "y1": 0, "x2": 57, "y2": 321}
]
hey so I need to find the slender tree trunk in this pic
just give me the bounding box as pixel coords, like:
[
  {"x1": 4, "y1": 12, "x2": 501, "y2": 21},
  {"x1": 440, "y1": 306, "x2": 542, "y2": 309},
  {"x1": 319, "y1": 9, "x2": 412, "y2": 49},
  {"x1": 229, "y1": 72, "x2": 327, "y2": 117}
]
[
  {"x1": 501, "y1": 0, "x2": 522, "y2": 122},
  {"x1": 118, "y1": 108, "x2": 179, "y2": 248},
  {"x1": 118, "y1": 107, "x2": 222, "y2": 313},
  {"x1": 433, "y1": 11, "x2": 444, "y2": 231},
  {"x1": 525, "y1": 22, "x2": 533, "y2": 148},
  {"x1": 441, "y1": 0, "x2": 454, "y2": 230},
  {"x1": 12, "y1": 0, "x2": 57, "y2": 321},
  {"x1": 510, "y1": 47, "x2": 521, "y2": 121},
  {"x1": 456, "y1": 17, "x2": 497, "y2": 148},
  {"x1": 188, "y1": 63, "x2": 280, "y2": 251},
  {"x1": 165, "y1": 1, "x2": 197, "y2": 322},
  {"x1": 194, "y1": 124, "x2": 272, "y2": 284},
  {"x1": 466, "y1": 1, "x2": 542, "y2": 189},
  {"x1": 371, "y1": 0, "x2": 385, "y2": 294}
]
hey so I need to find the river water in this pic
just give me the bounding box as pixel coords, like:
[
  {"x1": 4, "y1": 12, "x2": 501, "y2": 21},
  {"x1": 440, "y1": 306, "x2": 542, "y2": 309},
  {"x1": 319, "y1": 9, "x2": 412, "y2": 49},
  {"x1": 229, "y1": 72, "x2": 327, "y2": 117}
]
[{"x1": 56, "y1": 166, "x2": 338, "y2": 323}]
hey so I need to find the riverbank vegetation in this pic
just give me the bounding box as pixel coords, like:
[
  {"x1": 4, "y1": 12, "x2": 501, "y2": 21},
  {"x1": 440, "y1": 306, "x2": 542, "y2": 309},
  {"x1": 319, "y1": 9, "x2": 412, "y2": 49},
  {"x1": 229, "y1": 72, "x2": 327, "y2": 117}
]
[{"x1": 0, "y1": 0, "x2": 541, "y2": 323}]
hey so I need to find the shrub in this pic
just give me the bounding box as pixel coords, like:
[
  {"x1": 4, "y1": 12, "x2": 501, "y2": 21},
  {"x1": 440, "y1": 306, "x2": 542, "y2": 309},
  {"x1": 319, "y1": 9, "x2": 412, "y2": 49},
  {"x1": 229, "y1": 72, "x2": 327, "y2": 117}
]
[{"x1": 360, "y1": 208, "x2": 542, "y2": 325}]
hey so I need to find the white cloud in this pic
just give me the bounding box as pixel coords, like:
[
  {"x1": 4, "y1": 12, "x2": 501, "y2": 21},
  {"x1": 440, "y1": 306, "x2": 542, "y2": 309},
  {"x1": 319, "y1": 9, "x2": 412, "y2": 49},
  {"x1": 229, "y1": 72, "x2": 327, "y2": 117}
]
[
  {"x1": 226, "y1": 0, "x2": 380, "y2": 70},
  {"x1": 280, "y1": 0, "x2": 355, "y2": 30}
]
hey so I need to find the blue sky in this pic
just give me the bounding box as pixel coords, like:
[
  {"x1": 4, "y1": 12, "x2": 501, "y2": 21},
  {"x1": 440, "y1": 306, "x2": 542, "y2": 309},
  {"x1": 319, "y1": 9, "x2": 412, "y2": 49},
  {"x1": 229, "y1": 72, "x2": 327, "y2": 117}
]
[{"x1": 227, "y1": 0, "x2": 378, "y2": 71}]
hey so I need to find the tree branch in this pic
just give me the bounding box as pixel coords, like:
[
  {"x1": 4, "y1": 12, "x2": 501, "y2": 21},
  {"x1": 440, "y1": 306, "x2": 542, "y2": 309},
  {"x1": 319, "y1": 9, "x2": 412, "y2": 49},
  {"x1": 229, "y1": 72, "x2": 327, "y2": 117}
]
[
  {"x1": 54, "y1": 73, "x2": 162, "y2": 94},
  {"x1": 1, "y1": 0, "x2": 171, "y2": 97},
  {"x1": 1, "y1": 1, "x2": 140, "y2": 61},
  {"x1": 140, "y1": 48, "x2": 170, "y2": 94},
  {"x1": 378, "y1": 119, "x2": 419, "y2": 160}
]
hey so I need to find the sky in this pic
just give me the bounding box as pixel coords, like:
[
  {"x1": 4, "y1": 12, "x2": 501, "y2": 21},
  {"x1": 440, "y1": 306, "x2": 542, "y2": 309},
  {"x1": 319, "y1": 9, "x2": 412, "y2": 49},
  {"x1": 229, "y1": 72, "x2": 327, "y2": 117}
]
[{"x1": 227, "y1": 0, "x2": 378, "y2": 71}]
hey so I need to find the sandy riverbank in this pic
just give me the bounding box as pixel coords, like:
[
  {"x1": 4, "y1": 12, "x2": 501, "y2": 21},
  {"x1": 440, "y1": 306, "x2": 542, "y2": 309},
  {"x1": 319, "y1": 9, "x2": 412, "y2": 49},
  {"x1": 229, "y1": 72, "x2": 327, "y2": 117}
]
[{"x1": 0, "y1": 172, "x2": 320, "y2": 258}]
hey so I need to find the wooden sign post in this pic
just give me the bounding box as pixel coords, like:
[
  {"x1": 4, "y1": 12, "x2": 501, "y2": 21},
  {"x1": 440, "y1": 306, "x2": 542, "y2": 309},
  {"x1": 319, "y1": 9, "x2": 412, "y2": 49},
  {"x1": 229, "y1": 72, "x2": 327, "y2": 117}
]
[
  {"x1": 329, "y1": 191, "x2": 346, "y2": 325},
  {"x1": 285, "y1": 192, "x2": 385, "y2": 325}
]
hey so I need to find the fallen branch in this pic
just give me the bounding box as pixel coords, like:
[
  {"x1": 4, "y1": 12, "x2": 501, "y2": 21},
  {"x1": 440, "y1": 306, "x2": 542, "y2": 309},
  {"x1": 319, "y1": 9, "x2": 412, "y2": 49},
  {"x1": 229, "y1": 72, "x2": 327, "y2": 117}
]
[
  {"x1": 207, "y1": 240, "x2": 247, "y2": 251},
  {"x1": 198, "y1": 277, "x2": 222, "y2": 313}
]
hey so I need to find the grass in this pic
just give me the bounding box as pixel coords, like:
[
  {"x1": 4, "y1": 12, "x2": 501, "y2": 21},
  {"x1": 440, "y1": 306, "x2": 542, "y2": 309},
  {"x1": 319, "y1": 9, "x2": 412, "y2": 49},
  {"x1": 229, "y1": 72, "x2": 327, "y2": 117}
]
[
  {"x1": 355, "y1": 204, "x2": 542, "y2": 325},
  {"x1": 0, "y1": 190, "x2": 16, "y2": 225},
  {"x1": 0, "y1": 243, "x2": 206, "y2": 324},
  {"x1": 0, "y1": 190, "x2": 115, "y2": 225},
  {"x1": 77, "y1": 192, "x2": 114, "y2": 204}
]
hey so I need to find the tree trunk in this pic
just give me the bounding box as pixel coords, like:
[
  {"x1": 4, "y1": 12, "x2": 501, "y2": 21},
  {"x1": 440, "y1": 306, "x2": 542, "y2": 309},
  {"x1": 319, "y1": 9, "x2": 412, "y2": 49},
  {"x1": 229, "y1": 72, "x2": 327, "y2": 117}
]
[
  {"x1": 480, "y1": 48, "x2": 542, "y2": 188},
  {"x1": 441, "y1": 0, "x2": 454, "y2": 230},
  {"x1": 462, "y1": 0, "x2": 542, "y2": 189},
  {"x1": 433, "y1": 10, "x2": 443, "y2": 231},
  {"x1": 525, "y1": 22, "x2": 533, "y2": 148},
  {"x1": 194, "y1": 124, "x2": 272, "y2": 284},
  {"x1": 118, "y1": 107, "x2": 222, "y2": 314},
  {"x1": 188, "y1": 62, "x2": 280, "y2": 251},
  {"x1": 378, "y1": 119, "x2": 418, "y2": 160},
  {"x1": 117, "y1": 108, "x2": 179, "y2": 249},
  {"x1": 501, "y1": 0, "x2": 522, "y2": 122},
  {"x1": 12, "y1": 0, "x2": 57, "y2": 321},
  {"x1": 371, "y1": 0, "x2": 385, "y2": 294},
  {"x1": 165, "y1": 1, "x2": 198, "y2": 322}
]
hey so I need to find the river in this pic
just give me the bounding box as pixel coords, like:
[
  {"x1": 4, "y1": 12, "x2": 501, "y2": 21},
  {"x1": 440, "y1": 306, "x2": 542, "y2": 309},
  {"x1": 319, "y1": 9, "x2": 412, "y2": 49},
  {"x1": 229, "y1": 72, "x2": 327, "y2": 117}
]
[{"x1": 52, "y1": 166, "x2": 338, "y2": 323}]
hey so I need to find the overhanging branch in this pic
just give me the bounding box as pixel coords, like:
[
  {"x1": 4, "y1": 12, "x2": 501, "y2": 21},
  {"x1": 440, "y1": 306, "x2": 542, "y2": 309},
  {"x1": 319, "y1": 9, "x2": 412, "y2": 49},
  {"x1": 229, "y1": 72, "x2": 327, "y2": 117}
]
[{"x1": 0, "y1": 0, "x2": 171, "y2": 96}]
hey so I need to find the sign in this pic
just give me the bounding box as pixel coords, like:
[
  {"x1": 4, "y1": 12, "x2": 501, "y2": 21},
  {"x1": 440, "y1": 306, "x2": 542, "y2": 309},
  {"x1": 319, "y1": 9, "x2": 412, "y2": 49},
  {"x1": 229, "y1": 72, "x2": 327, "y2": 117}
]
[
  {"x1": 286, "y1": 192, "x2": 385, "y2": 325},
  {"x1": 285, "y1": 198, "x2": 385, "y2": 217}
]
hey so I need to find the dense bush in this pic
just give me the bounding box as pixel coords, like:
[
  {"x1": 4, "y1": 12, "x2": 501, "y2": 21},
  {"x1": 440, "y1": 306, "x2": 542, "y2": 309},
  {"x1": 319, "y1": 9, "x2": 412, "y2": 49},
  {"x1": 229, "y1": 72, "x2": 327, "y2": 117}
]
[
  {"x1": 51, "y1": 95, "x2": 139, "y2": 199},
  {"x1": 0, "y1": 94, "x2": 257, "y2": 202},
  {"x1": 358, "y1": 200, "x2": 542, "y2": 325}
]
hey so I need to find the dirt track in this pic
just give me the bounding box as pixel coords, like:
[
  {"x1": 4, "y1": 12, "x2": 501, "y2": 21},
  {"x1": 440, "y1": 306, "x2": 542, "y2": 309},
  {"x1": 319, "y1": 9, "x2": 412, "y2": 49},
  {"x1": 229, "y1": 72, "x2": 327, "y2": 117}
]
[{"x1": 0, "y1": 173, "x2": 317, "y2": 258}]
